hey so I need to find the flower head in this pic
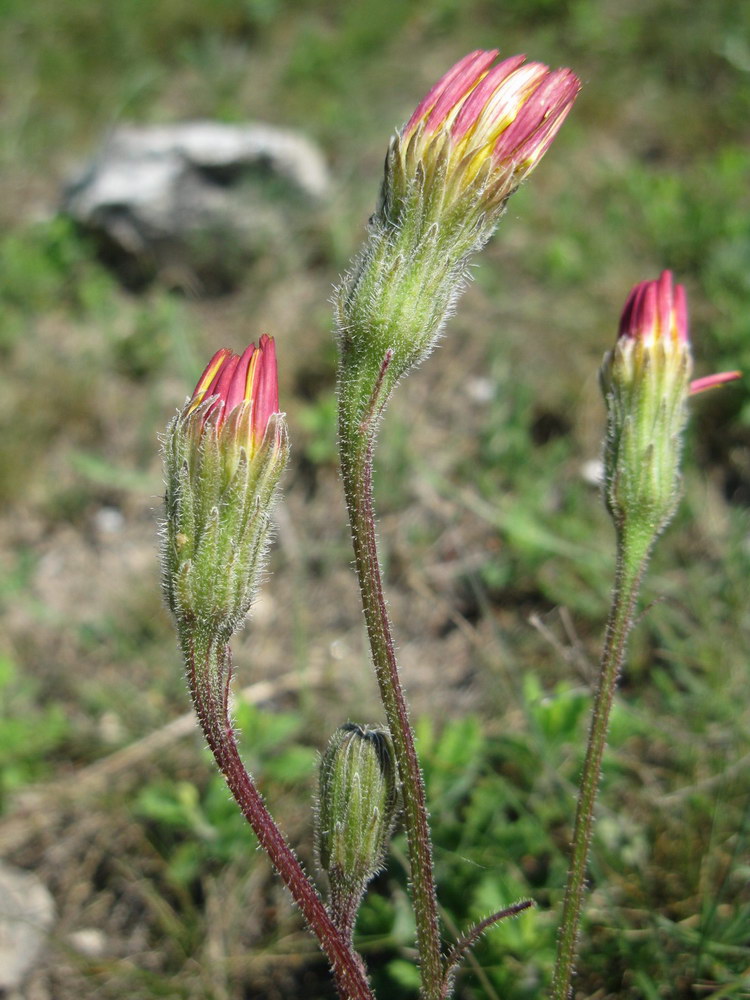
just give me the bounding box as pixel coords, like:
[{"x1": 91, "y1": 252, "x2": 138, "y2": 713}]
[
  {"x1": 335, "y1": 50, "x2": 580, "y2": 436},
  {"x1": 601, "y1": 271, "x2": 740, "y2": 542},
  {"x1": 187, "y1": 334, "x2": 280, "y2": 461},
  {"x1": 385, "y1": 49, "x2": 580, "y2": 224},
  {"x1": 612, "y1": 271, "x2": 740, "y2": 395},
  {"x1": 162, "y1": 336, "x2": 289, "y2": 632}
]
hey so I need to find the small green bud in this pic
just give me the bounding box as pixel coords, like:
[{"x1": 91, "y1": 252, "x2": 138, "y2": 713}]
[{"x1": 316, "y1": 724, "x2": 399, "y2": 934}]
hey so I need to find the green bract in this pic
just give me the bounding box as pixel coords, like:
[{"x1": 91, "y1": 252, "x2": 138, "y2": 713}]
[
  {"x1": 317, "y1": 724, "x2": 399, "y2": 936},
  {"x1": 600, "y1": 312, "x2": 692, "y2": 557},
  {"x1": 162, "y1": 404, "x2": 289, "y2": 640}
]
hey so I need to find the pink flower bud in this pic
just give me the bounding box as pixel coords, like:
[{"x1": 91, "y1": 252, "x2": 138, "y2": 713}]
[
  {"x1": 616, "y1": 271, "x2": 740, "y2": 395},
  {"x1": 163, "y1": 337, "x2": 289, "y2": 629},
  {"x1": 188, "y1": 334, "x2": 281, "y2": 457},
  {"x1": 398, "y1": 49, "x2": 580, "y2": 207},
  {"x1": 601, "y1": 271, "x2": 740, "y2": 537},
  {"x1": 618, "y1": 270, "x2": 688, "y2": 347}
]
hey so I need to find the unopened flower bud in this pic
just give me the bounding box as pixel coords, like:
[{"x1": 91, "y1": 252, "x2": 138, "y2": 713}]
[
  {"x1": 162, "y1": 336, "x2": 289, "y2": 636},
  {"x1": 316, "y1": 724, "x2": 399, "y2": 936},
  {"x1": 601, "y1": 271, "x2": 739, "y2": 544},
  {"x1": 335, "y1": 51, "x2": 580, "y2": 429},
  {"x1": 384, "y1": 49, "x2": 580, "y2": 233}
]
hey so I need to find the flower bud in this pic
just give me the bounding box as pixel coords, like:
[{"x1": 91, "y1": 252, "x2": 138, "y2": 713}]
[
  {"x1": 600, "y1": 271, "x2": 739, "y2": 543},
  {"x1": 162, "y1": 336, "x2": 289, "y2": 636},
  {"x1": 316, "y1": 724, "x2": 399, "y2": 934},
  {"x1": 383, "y1": 50, "x2": 580, "y2": 233},
  {"x1": 335, "y1": 51, "x2": 580, "y2": 428}
]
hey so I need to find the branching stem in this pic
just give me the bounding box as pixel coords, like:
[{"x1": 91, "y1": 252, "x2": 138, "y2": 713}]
[
  {"x1": 442, "y1": 900, "x2": 533, "y2": 998},
  {"x1": 185, "y1": 635, "x2": 374, "y2": 1000}
]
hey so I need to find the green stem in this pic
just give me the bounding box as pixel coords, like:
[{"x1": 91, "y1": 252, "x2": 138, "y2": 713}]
[
  {"x1": 185, "y1": 633, "x2": 374, "y2": 1000},
  {"x1": 551, "y1": 531, "x2": 651, "y2": 1000},
  {"x1": 339, "y1": 399, "x2": 444, "y2": 1000}
]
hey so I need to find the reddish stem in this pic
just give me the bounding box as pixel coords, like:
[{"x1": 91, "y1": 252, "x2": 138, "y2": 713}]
[
  {"x1": 340, "y1": 427, "x2": 444, "y2": 999},
  {"x1": 187, "y1": 637, "x2": 373, "y2": 1000}
]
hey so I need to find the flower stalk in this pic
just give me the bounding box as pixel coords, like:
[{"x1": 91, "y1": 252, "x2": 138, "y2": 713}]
[
  {"x1": 551, "y1": 272, "x2": 740, "y2": 998},
  {"x1": 162, "y1": 340, "x2": 374, "y2": 1000},
  {"x1": 339, "y1": 388, "x2": 444, "y2": 998},
  {"x1": 336, "y1": 50, "x2": 580, "y2": 999},
  {"x1": 185, "y1": 635, "x2": 373, "y2": 1000},
  {"x1": 550, "y1": 537, "x2": 647, "y2": 1000}
]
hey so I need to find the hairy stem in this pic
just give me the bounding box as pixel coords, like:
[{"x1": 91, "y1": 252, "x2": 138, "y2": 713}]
[
  {"x1": 551, "y1": 533, "x2": 650, "y2": 1000},
  {"x1": 339, "y1": 407, "x2": 444, "y2": 1000},
  {"x1": 186, "y1": 635, "x2": 374, "y2": 1000},
  {"x1": 330, "y1": 882, "x2": 364, "y2": 947}
]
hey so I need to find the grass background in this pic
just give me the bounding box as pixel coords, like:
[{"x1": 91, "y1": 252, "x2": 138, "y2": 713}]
[{"x1": 1, "y1": 1, "x2": 749, "y2": 998}]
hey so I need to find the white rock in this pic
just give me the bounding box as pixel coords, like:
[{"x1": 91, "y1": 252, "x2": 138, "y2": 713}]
[{"x1": 62, "y1": 121, "x2": 331, "y2": 289}]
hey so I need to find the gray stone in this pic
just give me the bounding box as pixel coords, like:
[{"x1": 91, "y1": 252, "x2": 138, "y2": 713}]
[
  {"x1": 62, "y1": 121, "x2": 331, "y2": 291},
  {"x1": 0, "y1": 863, "x2": 55, "y2": 990}
]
